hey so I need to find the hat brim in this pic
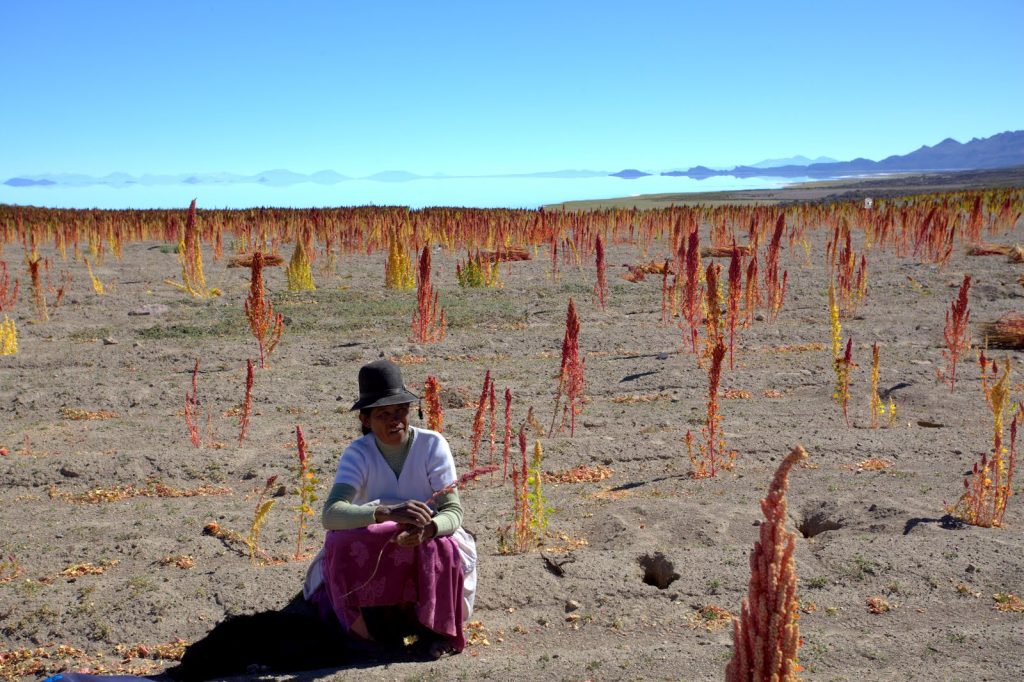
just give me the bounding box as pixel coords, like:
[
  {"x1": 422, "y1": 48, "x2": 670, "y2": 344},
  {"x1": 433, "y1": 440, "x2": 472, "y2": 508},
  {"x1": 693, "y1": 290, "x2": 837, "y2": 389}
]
[{"x1": 350, "y1": 389, "x2": 419, "y2": 412}]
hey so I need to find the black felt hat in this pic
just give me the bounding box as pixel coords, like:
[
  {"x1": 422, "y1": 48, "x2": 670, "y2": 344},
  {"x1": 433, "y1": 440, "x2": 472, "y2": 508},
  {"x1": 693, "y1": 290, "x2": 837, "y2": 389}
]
[{"x1": 350, "y1": 359, "x2": 419, "y2": 411}]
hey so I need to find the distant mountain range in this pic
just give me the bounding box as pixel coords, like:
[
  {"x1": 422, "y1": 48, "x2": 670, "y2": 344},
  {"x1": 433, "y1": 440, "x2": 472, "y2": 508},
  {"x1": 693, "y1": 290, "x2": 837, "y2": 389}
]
[
  {"x1": 747, "y1": 154, "x2": 838, "y2": 168},
  {"x1": 614, "y1": 130, "x2": 1024, "y2": 180},
  {"x1": 5, "y1": 131, "x2": 1022, "y2": 189}
]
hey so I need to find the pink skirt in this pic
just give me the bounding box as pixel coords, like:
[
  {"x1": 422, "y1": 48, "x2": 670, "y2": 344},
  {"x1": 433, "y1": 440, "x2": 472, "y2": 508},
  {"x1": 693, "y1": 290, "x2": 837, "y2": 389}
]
[{"x1": 315, "y1": 522, "x2": 465, "y2": 652}]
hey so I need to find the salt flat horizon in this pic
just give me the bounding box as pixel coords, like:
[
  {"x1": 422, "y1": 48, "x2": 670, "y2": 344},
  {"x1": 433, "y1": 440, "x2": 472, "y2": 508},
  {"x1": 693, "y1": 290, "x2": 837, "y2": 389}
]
[{"x1": 0, "y1": 173, "x2": 805, "y2": 211}]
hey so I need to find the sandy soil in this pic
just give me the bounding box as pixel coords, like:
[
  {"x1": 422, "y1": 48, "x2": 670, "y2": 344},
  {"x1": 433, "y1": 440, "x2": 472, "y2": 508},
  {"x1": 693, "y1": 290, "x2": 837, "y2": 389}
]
[{"x1": 1, "y1": 196, "x2": 1023, "y2": 681}]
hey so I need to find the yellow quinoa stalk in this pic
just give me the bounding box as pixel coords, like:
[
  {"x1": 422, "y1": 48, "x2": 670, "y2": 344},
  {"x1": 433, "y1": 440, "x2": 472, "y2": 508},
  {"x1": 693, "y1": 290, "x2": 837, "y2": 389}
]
[
  {"x1": 248, "y1": 475, "x2": 278, "y2": 563},
  {"x1": 180, "y1": 201, "x2": 207, "y2": 295},
  {"x1": 827, "y1": 282, "x2": 842, "y2": 362},
  {"x1": 526, "y1": 440, "x2": 551, "y2": 533},
  {"x1": 951, "y1": 362, "x2": 1016, "y2": 527},
  {"x1": 56, "y1": 230, "x2": 67, "y2": 260},
  {"x1": 285, "y1": 235, "x2": 316, "y2": 291},
  {"x1": 869, "y1": 342, "x2": 888, "y2": 428},
  {"x1": 84, "y1": 258, "x2": 104, "y2": 295},
  {"x1": 0, "y1": 315, "x2": 17, "y2": 355},
  {"x1": 107, "y1": 223, "x2": 123, "y2": 261},
  {"x1": 166, "y1": 199, "x2": 220, "y2": 297},
  {"x1": 833, "y1": 338, "x2": 854, "y2": 426},
  {"x1": 384, "y1": 229, "x2": 415, "y2": 290},
  {"x1": 828, "y1": 283, "x2": 855, "y2": 425}
]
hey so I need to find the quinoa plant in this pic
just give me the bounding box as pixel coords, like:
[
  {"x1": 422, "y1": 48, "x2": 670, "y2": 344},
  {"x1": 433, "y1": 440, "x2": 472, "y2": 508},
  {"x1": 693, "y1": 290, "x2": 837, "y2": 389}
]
[
  {"x1": 551, "y1": 297, "x2": 585, "y2": 436},
  {"x1": 726, "y1": 241, "x2": 743, "y2": 369},
  {"x1": 869, "y1": 342, "x2": 890, "y2": 428},
  {"x1": 185, "y1": 359, "x2": 201, "y2": 448},
  {"x1": 593, "y1": 233, "x2": 608, "y2": 310},
  {"x1": 499, "y1": 427, "x2": 535, "y2": 554},
  {"x1": 950, "y1": 362, "x2": 1016, "y2": 527},
  {"x1": 238, "y1": 359, "x2": 255, "y2": 444},
  {"x1": 0, "y1": 554, "x2": 23, "y2": 584},
  {"x1": 423, "y1": 375, "x2": 444, "y2": 432},
  {"x1": 526, "y1": 440, "x2": 552, "y2": 534},
  {"x1": 384, "y1": 229, "x2": 414, "y2": 290},
  {"x1": 942, "y1": 274, "x2": 972, "y2": 392},
  {"x1": 247, "y1": 475, "x2": 278, "y2": 563},
  {"x1": 26, "y1": 256, "x2": 47, "y2": 321},
  {"x1": 743, "y1": 251, "x2": 760, "y2": 327},
  {"x1": 411, "y1": 245, "x2": 446, "y2": 343},
  {"x1": 704, "y1": 262, "x2": 724, "y2": 359},
  {"x1": 167, "y1": 199, "x2": 219, "y2": 297},
  {"x1": 726, "y1": 445, "x2": 807, "y2": 682},
  {"x1": 827, "y1": 283, "x2": 842, "y2": 359},
  {"x1": 285, "y1": 235, "x2": 316, "y2": 291},
  {"x1": 979, "y1": 349, "x2": 996, "y2": 407},
  {"x1": 681, "y1": 228, "x2": 703, "y2": 353},
  {"x1": 660, "y1": 259, "x2": 674, "y2": 325},
  {"x1": 763, "y1": 213, "x2": 788, "y2": 322},
  {"x1": 244, "y1": 251, "x2": 285, "y2": 368},
  {"x1": 469, "y1": 370, "x2": 492, "y2": 469},
  {"x1": 456, "y1": 251, "x2": 501, "y2": 288},
  {"x1": 0, "y1": 315, "x2": 17, "y2": 355},
  {"x1": 425, "y1": 464, "x2": 499, "y2": 506},
  {"x1": 828, "y1": 283, "x2": 855, "y2": 424},
  {"x1": 503, "y1": 388, "x2": 513, "y2": 481},
  {"x1": 0, "y1": 260, "x2": 20, "y2": 311},
  {"x1": 84, "y1": 258, "x2": 104, "y2": 295},
  {"x1": 691, "y1": 339, "x2": 734, "y2": 478},
  {"x1": 488, "y1": 378, "x2": 497, "y2": 466},
  {"x1": 833, "y1": 338, "x2": 855, "y2": 426},
  {"x1": 294, "y1": 425, "x2": 318, "y2": 559}
]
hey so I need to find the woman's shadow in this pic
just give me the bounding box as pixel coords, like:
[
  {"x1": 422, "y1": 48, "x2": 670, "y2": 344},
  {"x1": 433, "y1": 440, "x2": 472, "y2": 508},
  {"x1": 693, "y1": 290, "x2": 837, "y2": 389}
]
[{"x1": 165, "y1": 593, "x2": 422, "y2": 681}]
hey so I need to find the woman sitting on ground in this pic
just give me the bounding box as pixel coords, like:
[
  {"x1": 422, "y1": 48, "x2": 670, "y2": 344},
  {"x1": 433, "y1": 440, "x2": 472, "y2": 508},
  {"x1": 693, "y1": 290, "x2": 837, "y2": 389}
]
[{"x1": 304, "y1": 359, "x2": 476, "y2": 658}]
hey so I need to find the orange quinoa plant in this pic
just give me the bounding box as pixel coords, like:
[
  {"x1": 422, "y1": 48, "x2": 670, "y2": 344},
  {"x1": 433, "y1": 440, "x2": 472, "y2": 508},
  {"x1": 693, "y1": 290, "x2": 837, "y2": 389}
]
[
  {"x1": 26, "y1": 256, "x2": 47, "y2": 321},
  {"x1": 0, "y1": 260, "x2": 20, "y2": 311},
  {"x1": 184, "y1": 360, "x2": 202, "y2": 448},
  {"x1": 502, "y1": 388, "x2": 513, "y2": 480},
  {"x1": 551, "y1": 298, "x2": 585, "y2": 436},
  {"x1": 411, "y1": 245, "x2": 446, "y2": 343},
  {"x1": 244, "y1": 251, "x2": 285, "y2": 368},
  {"x1": 294, "y1": 425, "x2": 318, "y2": 559},
  {"x1": 469, "y1": 370, "x2": 492, "y2": 469},
  {"x1": 689, "y1": 339, "x2": 735, "y2": 477},
  {"x1": 704, "y1": 262, "x2": 724, "y2": 358},
  {"x1": 238, "y1": 359, "x2": 255, "y2": 444},
  {"x1": 423, "y1": 375, "x2": 444, "y2": 432},
  {"x1": 593, "y1": 233, "x2": 608, "y2": 310},
  {"x1": 726, "y1": 241, "x2": 743, "y2": 369},
  {"x1": 681, "y1": 228, "x2": 703, "y2": 353},
  {"x1": 725, "y1": 444, "x2": 807, "y2": 682},
  {"x1": 763, "y1": 213, "x2": 788, "y2": 322},
  {"x1": 942, "y1": 274, "x2": 972, "y2": 391}
]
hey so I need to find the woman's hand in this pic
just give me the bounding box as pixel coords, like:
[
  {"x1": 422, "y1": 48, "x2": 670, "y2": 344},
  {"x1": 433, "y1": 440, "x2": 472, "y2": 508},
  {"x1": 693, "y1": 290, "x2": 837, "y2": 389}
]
[
  {"x1": 394, "y1": 522, "x2": 437, "y2": 547},
  {"x1": 374, "y1": 500, "x2": 433, "y2": 527}
]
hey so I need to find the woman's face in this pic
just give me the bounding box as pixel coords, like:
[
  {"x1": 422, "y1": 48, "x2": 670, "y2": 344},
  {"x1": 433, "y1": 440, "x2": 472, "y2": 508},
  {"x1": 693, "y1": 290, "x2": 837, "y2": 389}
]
[{"x1": 361, "y1": 403, "x2": 412, "y2": 446}]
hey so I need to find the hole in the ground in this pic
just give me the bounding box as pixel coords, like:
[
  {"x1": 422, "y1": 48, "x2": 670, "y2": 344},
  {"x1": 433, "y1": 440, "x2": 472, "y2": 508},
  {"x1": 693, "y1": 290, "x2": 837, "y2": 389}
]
[
  {"x1": 638, "y1": 552, "x2": 679, "y2": 589},
  {"x1": 797, "y1": 501, "x2": 845, "y2": 538}
]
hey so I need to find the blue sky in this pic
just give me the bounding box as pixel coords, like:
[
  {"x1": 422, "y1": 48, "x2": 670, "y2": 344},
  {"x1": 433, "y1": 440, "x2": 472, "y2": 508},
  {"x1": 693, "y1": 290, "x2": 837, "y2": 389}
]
[{"x1": 2, "y1": 0, "x2": 1022, "y2": 178}]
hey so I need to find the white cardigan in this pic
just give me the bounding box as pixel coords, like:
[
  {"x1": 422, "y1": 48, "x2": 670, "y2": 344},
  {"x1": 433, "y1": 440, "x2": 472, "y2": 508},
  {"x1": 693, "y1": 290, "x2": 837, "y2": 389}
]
[{"x1": 333, "y1": 426, "x2": 457, "y2": 506}]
